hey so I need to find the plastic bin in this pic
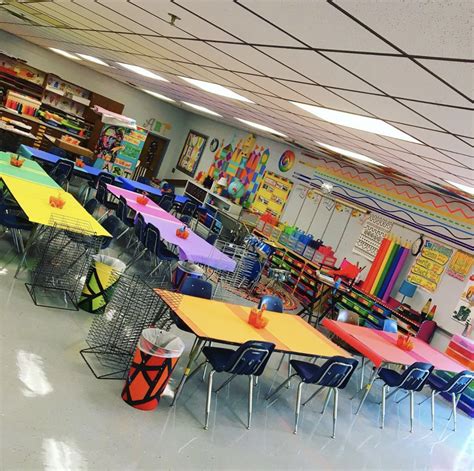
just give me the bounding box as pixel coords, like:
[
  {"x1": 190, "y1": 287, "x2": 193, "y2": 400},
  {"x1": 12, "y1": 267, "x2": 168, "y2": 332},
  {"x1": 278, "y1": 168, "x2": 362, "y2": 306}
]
[
  {"x1": 79, "y1": 255, "x2": 126, "y2": 313},
  {"x1": 122, "y1": 329, "x2": 185, "y2": 410}
]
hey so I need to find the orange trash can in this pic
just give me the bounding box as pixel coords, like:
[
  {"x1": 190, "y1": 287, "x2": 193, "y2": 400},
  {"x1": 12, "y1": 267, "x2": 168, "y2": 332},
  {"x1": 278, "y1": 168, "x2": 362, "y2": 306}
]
[{"x1": 122, "y1": 329, "x2": 185, "y2": 410}]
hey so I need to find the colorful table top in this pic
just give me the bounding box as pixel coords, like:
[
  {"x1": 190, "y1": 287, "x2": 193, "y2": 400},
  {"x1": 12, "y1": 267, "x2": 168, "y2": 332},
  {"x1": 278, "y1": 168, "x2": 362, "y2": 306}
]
[
  {"x1": 157, "y1": 289, "x2": 349, "y2": 357},
  {"x1": 0, "y1": 152, "x2": 60, "y2": 189},
  {"x1": 323, "y1": 319, "x2": 467, "y2": 372},
  {"x1": 1, "y1": 175, "x2": 110, "y2": 237},
  {"x1": 18, "y1": 145, "x2": 103, "y2": 178},
  {"x1": 116, "y1": 176, "x2": 188, "y2": 204},
  {"x1": 107, "y1": 184, "x2": 235, "y2": 271}
]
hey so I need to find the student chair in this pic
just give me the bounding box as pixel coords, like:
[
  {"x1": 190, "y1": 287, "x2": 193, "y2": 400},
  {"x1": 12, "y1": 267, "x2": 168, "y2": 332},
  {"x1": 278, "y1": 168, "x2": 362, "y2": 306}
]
[
  {"x1": 115, "y1": 196, "x2": 135, "y2": 241},
  {"x1": 123, "y1": 214, "x2": 147, "y2": 270},
  {"x1": 158, "y1": 194, "x2": 174, "y2": 212},
  {"x1": 201, "y1": 341, "x2": 275, "y2": 430},
  {"x1": 142, "y1": 224, "x2": 178, "y2": 278},
  {"x1": 84, "y1": 198, "x2": 99, "y2": 216},
  {"x1": 419, "y1": 370, "x2": 474, "y2": 431},
  {"x1": 50, "y1": 160, "x2": 74, "y2": 190},
  {"x1": 377, "y1": 362, "x2": 434, "y2": 432},
  {"x1": 258, "y1": 295, "x2": 283, "y2": 313},
  {"x1": 205, "y1": 232, "x2": 218, "y2": 246},
  {"x1": 81, "y1": 171, "x2": 114, "y2": 202},
  {"x1": 99, "y1": 215, "x2": 124, "y2": 250},
  {"x1": 0, "y1": 203, "x2": 33, "y2": 253},
  {"x1": 96, "y1": 183, "x2": 118, "y2": 221},
  {"x1": 266, "y1": 356, "x2": 359, "y2": 438}
]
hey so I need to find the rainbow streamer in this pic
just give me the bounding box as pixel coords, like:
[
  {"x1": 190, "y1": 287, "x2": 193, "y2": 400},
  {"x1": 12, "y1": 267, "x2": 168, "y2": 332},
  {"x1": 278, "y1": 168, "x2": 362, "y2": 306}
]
[
  {"x1": 370, "y1": 238, "x2": 395, "y2": 295},
  {"x1": 382, "y1": 246, "x2": 410, "y2": 302},
  {"x1": 362, "y1": 237, "x2": 391, "y2": 292},
  {"x1": 374, "y1": 239, "x2": 399, "y2": 297},
  {"x1": 378, "y1": 243, "x2": 404, "y2": 299}
]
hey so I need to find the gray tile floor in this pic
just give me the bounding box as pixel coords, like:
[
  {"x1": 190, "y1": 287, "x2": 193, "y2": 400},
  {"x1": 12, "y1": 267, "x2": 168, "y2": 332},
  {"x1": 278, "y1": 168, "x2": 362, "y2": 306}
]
[{"x1": 0, "y1": 234, "x2": 472, "y2": 471}]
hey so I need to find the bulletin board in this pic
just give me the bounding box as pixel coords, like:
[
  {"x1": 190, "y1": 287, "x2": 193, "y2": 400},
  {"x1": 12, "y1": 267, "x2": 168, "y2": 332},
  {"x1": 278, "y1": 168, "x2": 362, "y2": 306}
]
[{"x1": 176, "y1": 130, "x2": 208, "y2": 177}]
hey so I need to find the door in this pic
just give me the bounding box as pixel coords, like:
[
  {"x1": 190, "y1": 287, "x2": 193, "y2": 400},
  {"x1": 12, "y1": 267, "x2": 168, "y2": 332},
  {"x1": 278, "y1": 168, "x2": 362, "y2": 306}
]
[{"x1": 137, "y1": 133, "x2": 169, "y2": 179}]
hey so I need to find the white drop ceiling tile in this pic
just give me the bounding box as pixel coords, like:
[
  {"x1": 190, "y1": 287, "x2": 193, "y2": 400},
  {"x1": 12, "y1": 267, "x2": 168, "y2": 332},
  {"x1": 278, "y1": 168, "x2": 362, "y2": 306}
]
[
  {"x1": 238, "y1": 0, "x2": 394, "y2": 53},
  {"x1": 326, "y1": 53, "x2": 471, "y2": 107},
  {"x1": 440, "y1": 151, "x2": 474, "y2": 168},
  {"x1": 206, "y1": 71, "x2": 268, "y2": 95},
  {"x1": 399, "y1": 101, "x2": 474, "y2": 138},
  {"x1": 239, "y1": 76, "x2": 308, "y2": 101},
  {"x1": 259, "y1": 48, "x2": 379, "y2": 92},
  {"x1": 334, "y1": 90, "x2": 444, "y2": 130},
  {"x1": 0, "y1": 4, "x2": 56, "y2": 27},
  {"x1": 174, "y1": 0, "x2": 301, "y2": 46},
  {"x1": 33, "y1": 3, "x2": 102, "y2": 30},
  {"x1": 336, "y1": 0, "x2": 472, "y2": 59},
  {"x1": 215, "y1": 44, "x2": 305, "y2": 81}
]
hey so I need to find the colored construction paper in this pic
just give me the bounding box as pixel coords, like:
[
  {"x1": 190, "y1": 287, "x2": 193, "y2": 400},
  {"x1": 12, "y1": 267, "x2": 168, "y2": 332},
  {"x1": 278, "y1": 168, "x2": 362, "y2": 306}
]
[
  {"x1": 382, "y1": 247, "x2": 410, "y2": 301},
  {"x1": 378, "y1": 244, "x2": 405, "y2": 299},
  {"x1": 370, "y1": 238, "x2": 394, "y2": 295},
  {"x1": 374, "y1": 241, "x2": 399, "y2": 297},
  {"x1": 361, "y1": 237, "x2": 390, "y2": 292}
]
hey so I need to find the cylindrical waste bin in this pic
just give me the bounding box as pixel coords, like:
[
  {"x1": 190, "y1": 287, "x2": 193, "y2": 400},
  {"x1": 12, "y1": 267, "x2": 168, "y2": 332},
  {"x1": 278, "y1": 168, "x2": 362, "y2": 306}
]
[
  {"x1": 79, "y1": 255, "x2": 126, "y2": 313},
  {"x1": 122, "y1": 329, "x2": 185, "y2": 410}
]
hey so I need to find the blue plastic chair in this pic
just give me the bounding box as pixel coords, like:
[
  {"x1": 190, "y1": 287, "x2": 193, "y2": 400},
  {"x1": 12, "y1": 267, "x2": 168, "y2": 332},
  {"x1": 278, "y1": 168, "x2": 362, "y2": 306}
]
[
  {"x1": 382, "y1": 318, "x2": 398, "y2": 333},
  {"x1": 266, "y1": 356, "x2": 358, "y2": 438},
  {"x1": 159, "y1": 194, "x2": 174, "y2": 212},
  {"x1": 205, "y1": 232, "x2": 218, "y2": 246},
  {"x1": 84, "y1": 198, "x2": 99, "y2": 215},
  {"x1": 419, "y1": 370, "x2": 474, "y2": 431},
  {"x1": 0, "y1": 203, "x2": 33, "y2": 252},
  {"x1": 115, "y1": 196, "x2": 135, "y2": 240},
  {"x1": 142, "y1": 224, "x2": 178, "y2": 278},
  {"x1": 100, "y1": 215, "x2": 124, "y2": 250},
  {"x1": 258, "y1": 295, "x2": 283, "y2": 313},
  {"x1": 50, "y1": 160, "x2": 74, "y2": 189},
  {"x1": 82, "y1": 172, "x2": 114, "y2": 202},
  {"x1": 96, "y1": 183, "x2": 118, "y2": 221},
  {"x1": 377, "y1": 362, "x2": 434, "y2": 432},
  {"x1": 201, "y1": 341, "x2": 275, "y2": 429},
  {"x1": 179, "y1": 215, "x2": 192, "y2": 225}
]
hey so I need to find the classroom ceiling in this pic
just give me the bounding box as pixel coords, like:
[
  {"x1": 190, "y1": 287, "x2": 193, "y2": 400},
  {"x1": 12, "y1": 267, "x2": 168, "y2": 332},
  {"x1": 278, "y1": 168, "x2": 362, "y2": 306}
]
[{"x1": 0, "y1": 0, "x2": 473, "y2": 197}]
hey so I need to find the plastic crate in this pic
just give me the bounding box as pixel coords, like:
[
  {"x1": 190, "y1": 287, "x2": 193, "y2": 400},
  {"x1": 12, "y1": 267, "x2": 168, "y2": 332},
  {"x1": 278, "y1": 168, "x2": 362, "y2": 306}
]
[
  {"x1": 278, "y1": 232, "x2": 291, "y2": 247},
  {"x1": 270, "y1": 226, "x2": 283, "y2": 241},
  {"x1": 372, "y1": 303, "x2": 391, "y2": 317},
  {"x1": 303, "y1": 245, "x2": 316, "y2": 261}
]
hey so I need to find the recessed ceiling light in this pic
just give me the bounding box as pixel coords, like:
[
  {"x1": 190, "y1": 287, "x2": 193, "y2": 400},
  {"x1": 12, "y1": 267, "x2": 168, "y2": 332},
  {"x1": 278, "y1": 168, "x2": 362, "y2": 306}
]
[
  {"x1": 315, "y1": 141, "x2": 384, "y2": 166},
  {"x1": 445, "y1": 180, "x2": 474, "y2": 195},
  {"x1": 235, "y1": 118, "x2": 287, "y2": 137},
  {"x1": 76, "y1": 54, "x2": 109, "y2": 66},
  {"x1": 48, "y1": 48, "x2": 81, "y2": 60},
  {"x1": 142, "y1": 89, "x2": 175, "y2": 102},
  {"x1": 182, "y1": 101, "x2": 222, "y2": 116},
  {"x1": 292, "y1": 102, "x2": 420, "y2": 143},
  {"x1": 117, "y1": 63, "x2": 168, "y2": 81},
  {"x1": 179, "y1": 77, "x2": 253, "y2": 103}
]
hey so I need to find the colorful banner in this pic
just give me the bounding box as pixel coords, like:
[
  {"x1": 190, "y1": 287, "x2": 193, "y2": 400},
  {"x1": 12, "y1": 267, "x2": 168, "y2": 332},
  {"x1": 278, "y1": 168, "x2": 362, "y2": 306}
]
[
  {"x1": 407, "y1": 239, "x2": 454, "y2": 292},
  {"x1": 447, "y1": 250, "x2": 474, "y2": 281}
]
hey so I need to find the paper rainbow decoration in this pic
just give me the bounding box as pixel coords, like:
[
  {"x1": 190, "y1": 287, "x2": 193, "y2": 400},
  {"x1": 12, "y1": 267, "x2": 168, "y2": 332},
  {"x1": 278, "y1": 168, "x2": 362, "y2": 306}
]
[{"x1": 278, "y1": 150, "x2": 295, "y2": 172}]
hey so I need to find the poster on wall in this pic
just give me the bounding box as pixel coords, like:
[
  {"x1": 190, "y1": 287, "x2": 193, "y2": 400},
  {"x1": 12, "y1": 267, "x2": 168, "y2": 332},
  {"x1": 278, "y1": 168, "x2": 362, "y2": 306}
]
[
  {"x1": 451, "y1": 275, "x2": 474, "y2": 328},
  {"x1": 446, "y1": 250, "x2": 474, "y2": 281},
  {"x1": 176, "y1": 130, "x2": 208, "y2": 177},
  {"x1": 407, "y1": 239, "x2": 454, "y2": 292},
  {"x1": 353, "y1": 213, "x2": 393, "y2": 261}
]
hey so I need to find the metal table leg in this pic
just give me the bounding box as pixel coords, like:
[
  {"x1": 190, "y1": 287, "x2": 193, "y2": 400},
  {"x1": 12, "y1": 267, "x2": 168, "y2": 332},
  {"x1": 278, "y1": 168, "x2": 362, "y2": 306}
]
[
  {"x1": 354, "y1": 365, "x2": 382, "y2": 415},
  {"x1": 14, "y1": 224, "x2": 39, "y2": 278}
]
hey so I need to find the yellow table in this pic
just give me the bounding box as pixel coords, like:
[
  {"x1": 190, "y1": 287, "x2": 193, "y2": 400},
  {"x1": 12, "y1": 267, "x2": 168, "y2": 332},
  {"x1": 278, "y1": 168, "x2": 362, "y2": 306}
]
[
  {"x1": 1, "y1": 175, "x2": 110, "y2": 237},
  {"x1": 155, "y1": 289, "x2": 348, "y2": 404}
]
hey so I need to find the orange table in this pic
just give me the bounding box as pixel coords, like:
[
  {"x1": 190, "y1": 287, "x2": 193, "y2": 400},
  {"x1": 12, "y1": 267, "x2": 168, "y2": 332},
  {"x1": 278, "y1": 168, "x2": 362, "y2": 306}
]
[
  {"x1": 156, "y1": 289, "x2": 348, "y2": 404},
  {"x1": 323, "y1": 319, "x2": 467, "y2": 414}
]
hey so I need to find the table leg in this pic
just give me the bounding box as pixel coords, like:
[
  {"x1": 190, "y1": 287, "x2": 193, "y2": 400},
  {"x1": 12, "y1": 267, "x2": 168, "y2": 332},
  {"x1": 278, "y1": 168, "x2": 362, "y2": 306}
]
[
  {"x1": 355, "y1": 366, "x2": 381, "y2": 415},
  {"x1": 170, "y1": 337, "x2": 205, "y2": 407},
  {"x1": 14, "y1": 224, "x2": 39, "y2": 278}
]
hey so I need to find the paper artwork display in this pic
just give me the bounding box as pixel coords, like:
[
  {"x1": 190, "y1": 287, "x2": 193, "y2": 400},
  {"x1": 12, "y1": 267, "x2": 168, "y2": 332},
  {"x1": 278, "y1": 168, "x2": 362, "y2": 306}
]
[
  {"x1": 177, "y1": 130, "x2": 208, "y2": 177},
  {"x1": 447, "y1": 250, "x2": 474, "y2": 281},
  {"x1": 451, "y1": 277, "x2": 474, "y2": 326},
  {"x1": 353, "y1": 213, "x2": 393, "y2": 261},
  {"x1": 407, "y1": 239, "x2": 454, "y2": 292}
]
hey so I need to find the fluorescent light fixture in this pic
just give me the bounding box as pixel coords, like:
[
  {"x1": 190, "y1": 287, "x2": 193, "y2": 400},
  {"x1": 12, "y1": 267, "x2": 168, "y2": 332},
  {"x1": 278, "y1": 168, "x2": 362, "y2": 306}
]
[
  {"x1": 315, "y1": 141, "x2": 384, "y2": 166},
  {"x1": 48, "y1": 48, "x2": 81, "y2": 60},
  {"x1": 292, "y1": 102, "x2": 420, "y2": 143},
  {"x1": 182, "y1": 101, "x2": 222, "y2": 116},
  {"x1": 76, "y1": 54, "x2": 109, "y2": 66},
  {"x1": 235, "y1": 118, "x2": 287, "y2": 137},
  {"x1": 142, "y1": 89, "x2": 175, "y2": 102},
  {"x1": 445, "y1": 180, "x2": 474, "y2": 195},
  {"x1": 116, "y1": 63, "x2": 168, "y2": 81},
  {"x1": 179, "y1": 77, "x2": 253, "y2": 103}
]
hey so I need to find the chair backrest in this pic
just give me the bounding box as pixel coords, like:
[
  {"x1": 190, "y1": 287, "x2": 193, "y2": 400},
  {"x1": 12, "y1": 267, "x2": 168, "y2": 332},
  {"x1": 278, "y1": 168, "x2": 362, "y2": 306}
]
[
  {"x1": 258, "y1": 295, "x2": 283, "y2": 313},
  {"x1": 442, "y1": 370, "x2": 474, "y2": 395},
  {"x1": 159, "y1": 195, "x2": 174, "y2": 212},
  {"x1": 96, "y1": 183, "x2": 108, "y2": 205},
  {"x1": 137, "y1": 176, "x2": 150, "y2": 184},
  {"x1": 383, "y1": 318, "x2": 398, "y2": 333},
  {"x1": 96, "y1": 172, "x2": 114, "y2": 188},
  {"x1": 49, "y1": 146, "x2": 67, "y2": 158},
  {"x1": 312, "y1": 356, "x2": 359, "y2": 388},
  {"x1": 100, "y1": 215, "x2": 123, "y2": 248},
  {"x1": 206, "y1": 233, "x2": 218, "y2": 246},
  {"x1": 337, "y1": 309, "x2": 359, "y2": 325},
  {"x1": 182, "y1": 200, "x2": 197, "y2": 217},
  {"x1": 144, "y1": 223, "x2": 160, "y2": 253},
  {"x1": 398, "y1": 362, "x2": 434, "y2": 391},
  {"x1": 225, "y1": 341, "x2": 275, "y2": 376},
  {"x1": 180, "y1": 278, "x2": 213, "y2": 300},
  {"x1": 84, "y1": 198, "x2": 99, "y2": 215},
  {"x1": 179, "y1": 215, "x2": 192, "y2": 225},
  {"x1": 416, "y1": 320, "x2": 437, "y2": 343},
  {"x1": 134, "y1": 213, "x2": 146, "y2": 242},
  {"x1": 116, "y1": 196, "x2": 129, "y2": 222},
  {"x1": 51, "y1": 160, "x2": 74, "y2": 181}
]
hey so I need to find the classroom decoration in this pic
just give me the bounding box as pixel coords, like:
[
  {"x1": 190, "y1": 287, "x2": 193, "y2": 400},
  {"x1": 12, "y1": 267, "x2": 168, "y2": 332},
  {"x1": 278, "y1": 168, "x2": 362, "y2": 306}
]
[
  {"x1": 278, "y1": 150, "x2": 295, "y2": 172},
  {"x1": 407, "y1": 239, "x2": 453, "y2": 292},
  {"x1": 361, "y1": 236, "x2": 410, "y2": 301},
  {"x1": 252, "y1": 171, "x2": 293, "y2": 217},
  {"x1": 353, "y1": 213, "x2": 393, "y2": 261},
  {"x1": 447, "y1": 250, "x2": 474, "y2": 281},
  {"x1": 177, "y1": 130, "x2": 208, "y2": 177}
]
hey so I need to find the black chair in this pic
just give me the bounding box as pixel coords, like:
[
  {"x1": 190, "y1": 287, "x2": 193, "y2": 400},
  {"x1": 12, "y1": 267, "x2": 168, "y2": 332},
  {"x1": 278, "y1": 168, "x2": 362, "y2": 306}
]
[
  {"x1": 100, "y1": 215, "x2": 124, "y2": 250},
  {"x1": 0, "y1": 203, "x2": 33, "y2": 252},
  {"x1": 176, "y1": 200, "x2": 197, "y2": 219},
  {"x1": 174, "y1": 278, "x2": 213, "y2": 331},
  {"x1": 115, "y1": 196, "x2": 135, "y2": 241},
  {"x1": 377, "y1": 362, "x2": 434, "y2": 432},
  {"x1": 266, "y1": 356, "x2": 358, "y2": 438},
  {"x1": 123, "y1": 214, "x2": 148, "y2": 270},
  {"x1": 179, "y1": 215, "x2": 192, "y2": 225},
  {"x1": 96, "y1": 183, "x2": 118, "y2": 221},
  {"x1": 201, "y1": 341, "x2": 275, "y2": 429},
  {"x1": 205, "y1": 232, "x2": 218, "y2": 246},
  {"x1": 84, "y1": 198, "x2": 99, "y2": 216},
  {"x1": 81, "y1": 172, "x2": 114, "y2": 202},
  {"x1": 50, "y1": 160, "x2": 74, "y2": 190},
  {"x1": 159, "y1": 194, "x2": 174, "y2": 212},
  {"x1": 419, "y1": 370, "x2": 474, "y2": 431},
  {"x1": 141, "y1": 224, "x2": 178, "y2": 278}
]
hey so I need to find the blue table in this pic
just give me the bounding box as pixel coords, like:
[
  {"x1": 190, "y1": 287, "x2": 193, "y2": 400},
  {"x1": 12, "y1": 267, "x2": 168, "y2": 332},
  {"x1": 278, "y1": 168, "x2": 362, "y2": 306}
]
[
  {"x1": 116, "y1": 176, "x2": 188, "y2": 204},
  {"x1": 18, "y1": 145, "x2": 104, "y2": 179}
]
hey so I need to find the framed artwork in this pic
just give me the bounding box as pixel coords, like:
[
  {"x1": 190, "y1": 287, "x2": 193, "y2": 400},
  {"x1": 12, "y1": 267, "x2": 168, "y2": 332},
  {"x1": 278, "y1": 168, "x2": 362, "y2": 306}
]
[{"x1": 176, "y1": 130, "x2": 208, "y2": 176}]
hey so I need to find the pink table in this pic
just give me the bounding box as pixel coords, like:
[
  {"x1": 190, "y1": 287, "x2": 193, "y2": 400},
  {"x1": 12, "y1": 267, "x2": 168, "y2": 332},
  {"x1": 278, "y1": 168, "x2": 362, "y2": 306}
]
[
  {"x1": 107, "y1": 184, "x2": 236, "y2": 272},
  {"x1": 323, "y1": 319, "x2": 467, "y2": 414}
]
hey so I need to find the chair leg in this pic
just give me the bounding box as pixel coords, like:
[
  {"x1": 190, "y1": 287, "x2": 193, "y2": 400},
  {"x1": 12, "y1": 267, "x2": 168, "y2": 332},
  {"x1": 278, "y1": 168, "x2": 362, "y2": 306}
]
[
  {"x1": 287, "y1": 354, "x2": 292, "y2": 388},
  {"x1": 380, "y1": 384, "x2": 387, "y2": 429},
  {"x1": 204, "y1": 370, "x2": 215, "y2": 430},
  {"x1": 360, "y1": 357, "x2": 365, "y2": 391},
  {"x1": 294, "y1": 381, "x2": 304, "y2": 434},
  {"x1": 202, "y1": 362, "x2": 208, "y2": 382},
  {"x1": 451, "y1": 393, "x2": 457, "y2": 431},
  {"x1": 215, "y1": 374, "x2": 237, "y2": 393},
  {"x1": 321, "y1": 388, "x2": 332, "y2": 415},
  {"x1": 276, "y1": 353, "x2": 285, "y2": 371},
  {"x1": 266, "y1": 374, "x2": 297, "y2": 401},
  {"x1": 332, "y1": 388, "x2": 338, "y2": 439},
  {"x1": 431, "y1": 390, "x2": 435, "y2": 431},
  {"x1": 409, "y1": 390, "x2": 414, "y2": 433},
  {"x1": 395, "y1": 391, "x2": 410, "y2": 404},
  {"x1": 247, "y1": 375, "x2": 254, "y2": 430},
  {"x1": 302, "y1": 385, "x2": 325, "y2": 407}
]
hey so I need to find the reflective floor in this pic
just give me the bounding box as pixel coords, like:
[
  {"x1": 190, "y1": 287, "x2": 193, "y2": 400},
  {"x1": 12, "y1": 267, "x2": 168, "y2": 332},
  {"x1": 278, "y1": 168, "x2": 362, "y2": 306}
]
[{"x1": 0, "y1": 237, "x2": 472, "y2": 471}]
